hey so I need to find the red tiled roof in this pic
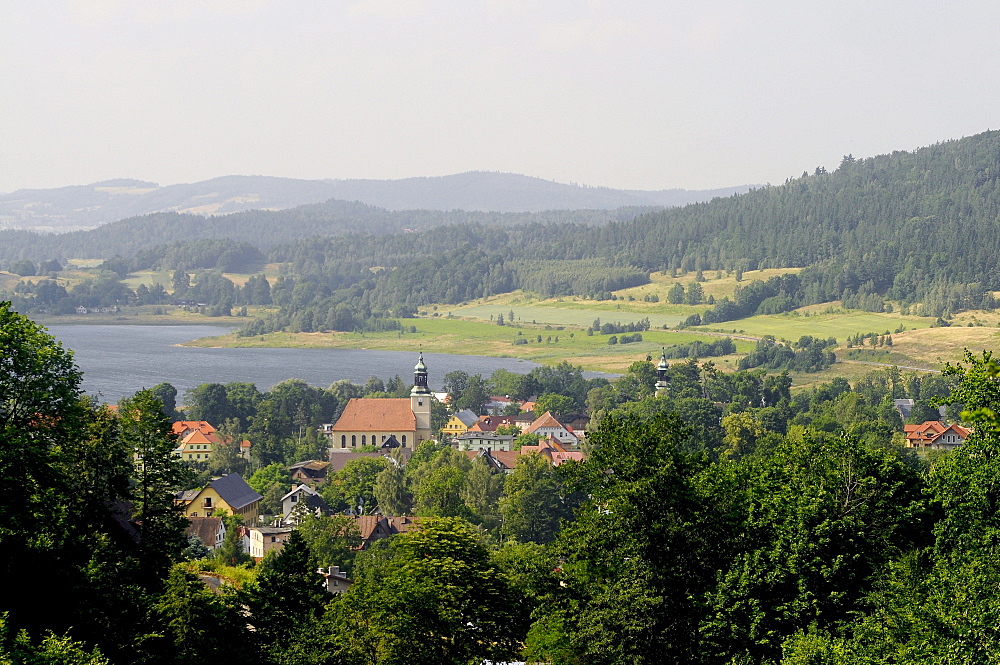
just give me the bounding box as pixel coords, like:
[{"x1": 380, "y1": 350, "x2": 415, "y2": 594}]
[
  {"x1": 331, "y1": 398, "x2": 416, "y2": 432},
  {"x1": 525, "y1": 411, "x2": 565, "y2": 433},
  {"x1": 491, "y1": 450, "x2": 520, "y2": 469},
  {"x1": 550, "y1": 451, "x2": 585, "y2": 466},
  {"x1": 904, "y1": 420, "x2": 971, "y2": 444},
  {"x1": 354, "y1": 515, "x2": 387, "y2": 541},
  {"x1": 470, "y1": 415, "x2": 517, "y2": 433},
  {"x1": 172, "y1": 421, "x2": 216, "y2": 435},
  {"x1": 181, "y1": 430, "x2": 219, "y2": 446},
  {"x1": 386, "y1": 515, "x2": 421, "y2": 534}
]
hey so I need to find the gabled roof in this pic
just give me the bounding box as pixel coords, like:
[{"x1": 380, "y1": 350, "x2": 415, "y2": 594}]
[
  {"x1": 550, "y1": 451, "x2": 585, "y2": 466},
  {"x1": 185, "y1": 516, "x2": 224, "y2": 544},
  {"x1": 470, "y1": 415, "x2": 517, "y2": 433},
  {"x1": 525, "y1": 411, "x2": 567, "y2": 433},
  {"x1": 289, "y1": 460, "x2": 331, "y2": 478},
  {"x1": 181, "y1": 429, "x2": 219, "y2": 446},
  {"x1": 280, "y1": 483, "x2": 320, "y2": 502},
  {"x1": 328, "y1": 451, "x2": 411, "y2": 473},
  {"x1": 385, "y1": 515, "x2": 420, "y2": 534},
  {"x1": 452, "y1": 409, "x2": 480, "y2": 427},
  {"x1": 172, "y1": 421, "x2": 216, "y2": 436},
  {"x1": 904, "y1": 420, "x2": 971, "y2": 444},
  {"x1": 209, "y1": 474, "x2": 263, "y2": 510},
  {"x1": 354, "y1": 515, "x2": 390, "y2": 542},
  {"x1": 466, "y1": 449, "x2": 521, "y2": 472},
  {"x1": 331, "y1": 398, "x2": 416, "y2": 432}
]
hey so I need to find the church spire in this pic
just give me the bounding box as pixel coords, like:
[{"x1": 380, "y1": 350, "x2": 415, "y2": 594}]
[
  {"x1": 655, "y1": 348, "x2": 669, "y2": 396},
  {"x1": 411, "y1": 352, "x2": 431, "y2": 396}
]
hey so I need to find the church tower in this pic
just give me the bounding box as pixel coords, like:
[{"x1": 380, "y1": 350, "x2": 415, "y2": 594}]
[
  {"x1": 655, "y1": 348, "x2": 669, "y2": 397},
  {"x1": 410, "y1": 352, "x2": 432, "y2": 442}
]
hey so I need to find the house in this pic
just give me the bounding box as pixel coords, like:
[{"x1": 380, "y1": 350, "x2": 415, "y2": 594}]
[
  {"x1": 280, "y1": 484, "x2": 332, "y2": 525},
  {"x1": 184, "y1": 516, "x2": 226, "y2": 550},
  {"x1": 485, "y1": 395, "x2": 522, "y2": 414},
  {"x1": 524, "y1": 411, "x2": 579, "y2": 446},
  {"x1": 520, "y1": 437, "x2": 586, "y2": 466},
  {"x1": 352, "y1": 514, "x2": 422, "y2": 550},
  {"x1": 559, "y1": 412, "x2": 591, "y2": 437},
  {"x1": 319, "y1": 566, "x2": 352, "y2": 594},
  {"x1": 172, "y1": 421, "x2": 217, "y2": 438},
  {"x1": 248, "y1": 526, "x2": 293, "y2": 560},
  {"x1": 464, "y1": 449, "x2": 521, "y2": 474},
  {"x1": 468, "y1": 415, "x2": 518, "y2": 433},
  {"x1": 176, "y1": 473, "x2": 263, "y2": 524},
  {"x1": 903, "y1": 421, "x2": 971, "y2": 449},
  {"x1": 327, "y1": 449, "x2": 412, "y2": 474},
  {"x1": 354, "y1": 515, "x2": 395, "y2": 549},
  {"x1": 289, "y1": 459, "x2": 331, "y2": 485},
  {"x1": 173, "y1": 428, "x2": 220, "y2": 463},
  {"x1": 456, "y1": 431, "x2": 515, "y2": 452},
  {"x1": 328, "y1": 354, "x2": 433, "y2": 450},
  {"x1": 515, "y1": 411, "x2": 536, "y2": 431},
  {"x1": 441, "y1": 409, "x2": 479, "y2": 438}
]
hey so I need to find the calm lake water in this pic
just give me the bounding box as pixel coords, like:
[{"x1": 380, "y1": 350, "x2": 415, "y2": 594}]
[{"x1": 45, "y1": 325, "x2": 546, "y2": 403}]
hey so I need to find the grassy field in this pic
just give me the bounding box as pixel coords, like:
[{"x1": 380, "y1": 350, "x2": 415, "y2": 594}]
[
  {"x1": 443, "y1": 299, "x2": 695, "y2": 329},
  {"x1": 23, "y1": 259, "x2": 1000, "y2": 383},
  {"x1": 185, "y1": 315, "x2": 756, "y2": 374},
  {"x1": 697, "y1": 307, "x2": 934, "y2": 342}
]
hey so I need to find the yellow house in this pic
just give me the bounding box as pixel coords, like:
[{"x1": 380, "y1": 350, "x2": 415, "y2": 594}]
[
  {"x1": 176, "y1": 473, "x2": 262, "y2": 524},
  {"x1": 174, "y1": 429, "x2": 219, "y2": 462},
  {"x1": 442, "y1": 409, "x2": 479, "y2": 439}
]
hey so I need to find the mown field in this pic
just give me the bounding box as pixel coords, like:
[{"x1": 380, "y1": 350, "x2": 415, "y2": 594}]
[
  {"x1": 20, "y1": 261, "x2": 1000, "y2": 383},
  {"x1": 185, "y1": 314, "x2": 756, "y2": 374}
]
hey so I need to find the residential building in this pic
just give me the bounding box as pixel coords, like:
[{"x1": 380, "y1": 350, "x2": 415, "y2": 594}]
[
  {"x1": 456, "y1": 431, "x2": 515, "y2": 451},
  {"x1": 249, "y1": 526, "x2": 293, "y2": 560},
  {"x1": 289, "y1": 459, "x2": 331, "y2": 486},
  {"x1": 903, "y1": 421, "x2": 971, "y2": 449},
  {"x1": 280, "y1": 484, "x2": 332, "y2": 525},
  {"x1": 176, "y1": 473, "x2": 263, "y2": 523},
  {"x1": 184, "y1": 516, "x2": 226, "y2": 550},
  {"x1": 441, "y1": 409, "x2": 479, "y2": 438},
  {"x1": 524, "y1": 411, "x2": 579, "y2": 446}
]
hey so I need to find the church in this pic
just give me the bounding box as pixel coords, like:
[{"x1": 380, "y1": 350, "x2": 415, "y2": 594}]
[{"x1": 328, "y1": 353, "x2": 433, "y2": 451}]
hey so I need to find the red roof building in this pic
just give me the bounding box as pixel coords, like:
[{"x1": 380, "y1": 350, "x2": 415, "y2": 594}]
[{"x1": 903, "y1": 421, "x2": 971, "y2": 449}]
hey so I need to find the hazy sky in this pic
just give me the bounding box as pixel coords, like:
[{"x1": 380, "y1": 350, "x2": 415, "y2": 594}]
[{"x1": 3, "y1": 1, "x2": 999, "y2": 193}]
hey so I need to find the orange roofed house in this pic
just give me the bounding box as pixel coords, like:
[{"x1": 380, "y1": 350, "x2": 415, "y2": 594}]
[
  {"x1": 328, "y1": 354, "x2": 434, "y2": 451},
  {"x1": 903, "y1": 420, "x2": 971, "y2": 450}
]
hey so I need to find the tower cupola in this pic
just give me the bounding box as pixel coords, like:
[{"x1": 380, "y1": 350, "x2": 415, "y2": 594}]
[
  {"x1": 411, "y1": 352, "x2": 431, "y2": 396},
  {"x1": 655, "y1": 348, "x2": 669, "y2": 396}
]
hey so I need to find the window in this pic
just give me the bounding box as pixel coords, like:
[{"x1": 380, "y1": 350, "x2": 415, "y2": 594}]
[
  {"x1": 203, "y1": 497, "x2": 212, "y2": 508},
  {"x1": 352, "y1": 435, "x2": 356, "y2": 446},
  {"x1": 291, "y1": 495, "x2": 297, "y2": 502},
  {"x1": 401, "y1": 435, "x2": 407, "y2": 444},
  {"x1": 341, "y1": 435, "x2": 346, "y2": 448},
  {"x1": 362, "y1": 435, "x2": 366, "y2": 445}
]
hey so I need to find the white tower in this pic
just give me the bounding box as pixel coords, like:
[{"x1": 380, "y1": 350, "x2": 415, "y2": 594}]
[{"x1": 410, "y1": 352, "x2": 432, "y2": 442}]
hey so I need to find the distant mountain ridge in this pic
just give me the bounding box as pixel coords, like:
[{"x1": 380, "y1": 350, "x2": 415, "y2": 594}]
[{"x1": 0, "y1": 172, "x2": 751, "y2": 232}]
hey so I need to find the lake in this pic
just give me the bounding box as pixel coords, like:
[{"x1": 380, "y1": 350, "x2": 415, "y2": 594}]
[{"x1": 44, "y1": 324, "x2": 546, "y2": 403}]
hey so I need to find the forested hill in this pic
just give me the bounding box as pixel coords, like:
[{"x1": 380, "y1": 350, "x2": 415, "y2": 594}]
[
  {"x1": 0, "y1": 172, "x2": 749, "y2": 232},
  {"x1": 7, "y1": 131, "x2": 1000, "y2": 329},
  {"x1": 599, "y1": 130, "x2": 1000, "y2": 292},
  {"x1": 0, "y1": 202, "x2": 655, "y2": 263}
]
